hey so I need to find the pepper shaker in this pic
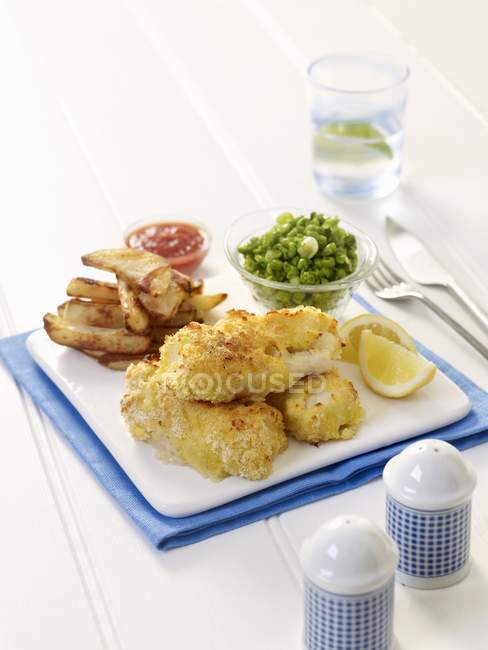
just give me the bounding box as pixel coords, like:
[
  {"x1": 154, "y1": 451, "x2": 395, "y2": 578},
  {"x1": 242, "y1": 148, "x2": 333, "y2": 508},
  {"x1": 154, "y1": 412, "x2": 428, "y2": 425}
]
[
  {"x1": 384, "y1": 439, "x2": 476, "y2": 589},
  {"x1": 300, "y1": 514, "x2": 398, "y2": 650}
]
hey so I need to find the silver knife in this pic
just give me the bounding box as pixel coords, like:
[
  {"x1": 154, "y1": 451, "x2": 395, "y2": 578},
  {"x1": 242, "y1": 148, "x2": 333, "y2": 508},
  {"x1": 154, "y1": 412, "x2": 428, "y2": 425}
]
[{"x1": 386, "y1": 216, "x2": 488, "y2": 332}]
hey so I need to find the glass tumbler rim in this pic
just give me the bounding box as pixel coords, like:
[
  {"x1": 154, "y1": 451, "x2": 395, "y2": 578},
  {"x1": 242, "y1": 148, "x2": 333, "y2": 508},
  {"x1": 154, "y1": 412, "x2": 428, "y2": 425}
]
[{"x1": 307, "y1": 51, "x2": 410, "y2": 95}]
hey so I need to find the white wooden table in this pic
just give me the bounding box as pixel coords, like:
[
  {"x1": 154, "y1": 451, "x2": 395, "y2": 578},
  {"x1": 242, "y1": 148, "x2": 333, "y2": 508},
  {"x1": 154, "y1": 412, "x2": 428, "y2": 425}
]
[{"x1": 1, "y1": 1, "x2": 488, "y2": 648}]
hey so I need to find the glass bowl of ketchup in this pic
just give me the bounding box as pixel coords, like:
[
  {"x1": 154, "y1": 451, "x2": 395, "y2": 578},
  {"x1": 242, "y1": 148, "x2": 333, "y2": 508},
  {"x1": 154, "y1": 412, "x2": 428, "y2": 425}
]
[{"x1": 124, "y1": 217, "x2": 210, "y2": 275}]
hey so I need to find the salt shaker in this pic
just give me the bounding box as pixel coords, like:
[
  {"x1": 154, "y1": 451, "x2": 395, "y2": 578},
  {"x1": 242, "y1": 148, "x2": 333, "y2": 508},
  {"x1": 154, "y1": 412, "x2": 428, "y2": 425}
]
[
  {"x1": 300, "y1": 514, "x2": 399, "y2": 650},
  {"x1": 384, "y1": 439, "x2": 477, "y2": 589}
]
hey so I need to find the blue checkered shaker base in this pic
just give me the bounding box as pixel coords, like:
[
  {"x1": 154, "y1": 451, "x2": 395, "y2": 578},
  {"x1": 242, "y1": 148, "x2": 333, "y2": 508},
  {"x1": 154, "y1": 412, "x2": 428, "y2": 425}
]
[
  {"x1": 304, "y1": 578, "x2": 394, "y2": 650},
  {"x1": 386, "y1": 495, "x2": 471, "y2": 579}
]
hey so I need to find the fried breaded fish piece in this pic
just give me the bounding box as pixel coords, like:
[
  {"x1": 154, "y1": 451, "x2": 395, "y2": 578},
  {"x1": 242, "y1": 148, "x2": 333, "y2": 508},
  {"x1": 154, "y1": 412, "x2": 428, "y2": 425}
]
[
  {"x1": 121, "y1": 359, "x2": 288, "y2": 481},
  {"x1": 268, "y1": 369, "x2": 364, "y2": 444},
  {"x1": 158, "y1": 321, "x2": 290, "y2": 403},
  {"x1": 217, "y1": 306, "x2": 343, "y2": 379}
]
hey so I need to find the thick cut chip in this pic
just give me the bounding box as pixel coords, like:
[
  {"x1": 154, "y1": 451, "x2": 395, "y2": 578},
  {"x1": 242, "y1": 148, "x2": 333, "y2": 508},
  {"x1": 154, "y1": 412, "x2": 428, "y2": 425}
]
[
  {"x1": 151, "y1": 326, "x2": 181, "y2": 347},
  {"x1": 117, "y1": 277, "x2": 152, "y2": 334},
  {"x1": 154, "y1": 308, "x2": 204, "y2": 327},
  {"x1": 58, "y1": 299, "x2": 124, "y2": 328},
  {"x1": 137, "y1": 268, "x2": 192, "y2": 318},
  {"x1": 66, "y1": 277, "x2": 119, "y2": 303},
  {"x1": 190, "y1": 279, "x2": 204, "y2": 295},
  {"x1": 138, "y1": 287, "x2": 186, "y2": 319},
  {"x1": 81, "y1": 249, "x2": 172, "y2": 296},
  {"x1": 97, "y1": 352, "x2": 154, "y2": 371},
  {"x1": 81, "y1": 349, "x2": 106, "y2": 358},
  {"x1": 43, "y1": 313, "x2": 151, "y2": 354},
  {"x1": 181, "y1": 292, "x2": 227, "y2": 313}
]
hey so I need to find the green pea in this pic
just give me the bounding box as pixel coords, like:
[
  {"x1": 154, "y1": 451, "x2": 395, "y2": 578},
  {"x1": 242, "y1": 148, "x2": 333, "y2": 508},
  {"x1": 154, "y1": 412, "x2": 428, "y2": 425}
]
[
  {"x1": 270, "y1": 259, "x2": 283, "y2": 271},
  {"x1": 275, "y1": 290, "x2": 290, "y2": 304},
  {"x1": 286, "y1": 242, "x2": 297, "y2": 258},
  {"x1": 300, "y1": 270, "x2": 317, "y2": 284},
  {"x1": 276, "y1": 212, "x2": 294, "y2": 225},
  {"x1": 236, "y1": 211, "x2": 358, "y2": 307},
  {"x1": 298, "y1": 236, "x2": 319, "y2": 259}
]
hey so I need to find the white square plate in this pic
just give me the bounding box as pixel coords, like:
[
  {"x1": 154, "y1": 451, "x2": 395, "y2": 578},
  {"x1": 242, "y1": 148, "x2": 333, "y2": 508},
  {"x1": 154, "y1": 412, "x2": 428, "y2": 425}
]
[{"x1": 28, "y1": 274, "x2": 471, "y2": 516}]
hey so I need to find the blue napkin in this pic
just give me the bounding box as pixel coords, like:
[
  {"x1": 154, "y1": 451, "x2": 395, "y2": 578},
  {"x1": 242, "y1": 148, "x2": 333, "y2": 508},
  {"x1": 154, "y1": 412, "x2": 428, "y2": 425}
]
[{"x1": 1, "y1": 299, "x2": 488, "y2": 550}]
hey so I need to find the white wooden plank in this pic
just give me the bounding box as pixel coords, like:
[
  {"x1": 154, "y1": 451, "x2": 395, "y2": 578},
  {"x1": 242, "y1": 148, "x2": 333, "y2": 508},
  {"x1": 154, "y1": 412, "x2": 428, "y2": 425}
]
[
  {"x1": 370, "y1": 0, "x2": 488, "y2": 123},
  {"x1": 1, "y1": 1, "x2": 304, "y2": 648},
  {"x1": 0, "y1": 10, "x2": 123, "y2": 650},
  {"x1": 0, "y1": 13, "x2": 122, "y2": 332},
  {"x1": 0, "y1": 363, "x2": 105, "y2": 650},
  {"x1": 3, "y1": 0, "x2": 259, "y2": 276}
]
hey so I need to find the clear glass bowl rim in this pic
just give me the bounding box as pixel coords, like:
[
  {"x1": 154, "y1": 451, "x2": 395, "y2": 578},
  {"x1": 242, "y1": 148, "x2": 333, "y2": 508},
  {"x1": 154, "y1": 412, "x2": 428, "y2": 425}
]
[
  {"x1": 307, "y1": 51, "x2": 410, "y2": 95},
  {"x1": 224, "y1": 207, "x2": 379, "y2": 293}
]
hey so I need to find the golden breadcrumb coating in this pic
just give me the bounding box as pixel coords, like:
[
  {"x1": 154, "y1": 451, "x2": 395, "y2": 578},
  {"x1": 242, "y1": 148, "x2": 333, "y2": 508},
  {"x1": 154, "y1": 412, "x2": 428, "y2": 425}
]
[
  {"x1": 217, "y1": 306, "x2": 343, "y2": 380},
  {"x1": 218, "y1": 306, "x2": 340, "y2": 352},
  {"x1": 268, "y1": 369, "x2": 364, "y2": 444},
  {"x1": 121, "y1": 359, "x2": 287, "y2": 481},
  {"x1": 157, "y1": 321, "x2": 290, "y2": 403}
]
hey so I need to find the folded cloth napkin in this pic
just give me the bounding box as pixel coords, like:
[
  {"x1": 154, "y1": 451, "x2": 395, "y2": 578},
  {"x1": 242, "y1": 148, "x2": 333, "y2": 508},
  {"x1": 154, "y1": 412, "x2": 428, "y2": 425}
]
[{"x1": 1, "y1": 297, "x2": 488, "y2": 550}]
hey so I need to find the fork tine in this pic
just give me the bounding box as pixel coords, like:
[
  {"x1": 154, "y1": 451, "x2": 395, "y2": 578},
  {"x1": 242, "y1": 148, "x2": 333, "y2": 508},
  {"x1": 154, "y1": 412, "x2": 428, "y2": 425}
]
[
  {"x1": 366, "y1": 273, "x2": 382, "y2": 292},
  {"x1": 375, "y1": 265, "x2": 393, "y2": 288},
  {"x1": 379, "y1": 258, "x2": 404, "y2": 284}
]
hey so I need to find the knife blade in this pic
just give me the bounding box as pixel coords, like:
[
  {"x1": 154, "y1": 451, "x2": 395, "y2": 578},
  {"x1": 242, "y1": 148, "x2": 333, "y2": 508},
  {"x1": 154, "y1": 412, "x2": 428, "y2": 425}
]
[
  {"x1": 386, "y1": 216, "x2": 452, "y2": 286},
  {"x1": 386, "y1": 215, "x2": 488, "y2": 332}
]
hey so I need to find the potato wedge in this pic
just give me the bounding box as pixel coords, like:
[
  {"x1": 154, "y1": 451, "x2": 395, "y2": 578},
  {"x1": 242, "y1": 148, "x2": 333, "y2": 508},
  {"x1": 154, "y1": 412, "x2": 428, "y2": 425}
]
[
  {"x1": 58, "y1": 299, "x2": 124, "y2": 328},
  {"x1": 151, "y1": 326, "x2": 180, "y2": 346},
  {"x1": 98, "y1": 358, "x2": 136, "y2": 371},
  {"x1": 117, "y1": 277, "x2": 152, "y2": 334},
  {"x1": 43, "y1": 313, "x2": 151, "y2": 354},
  {"x1": 138, "y1": 284, "x2": 187, "y2": 318},
  {"x1": 136, "y1": 268, "x2": 192, "y2": 318},
  {"x1": 154, "y1": 308, "x2": 203, "y2": 327},
  {"x1": 80, "y1": 349, "x2": 106, "y2": 358},
  {"x1": 182, "y1": 293, "x2": 227, "y2": 312},
  {"x1": 191, "y1": 279, "x2": 204, "y2": 295},
  {"x1": 67, "y1": 277, "x2": 119, "y2": 303},
  {"x1": 172, "y1": 269, "x2": 193, "y2": 292},
  {"x1": 82, "y1": 249, "x2": 172, "y2": 296},
  {"x1": 98, "y1": 352, "x2": 160, "y2": 371}
]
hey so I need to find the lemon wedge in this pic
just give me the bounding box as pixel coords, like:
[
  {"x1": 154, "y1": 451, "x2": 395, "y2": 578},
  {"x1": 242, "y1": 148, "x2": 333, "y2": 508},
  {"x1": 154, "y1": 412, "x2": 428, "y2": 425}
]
[
  {"x1": 358, "y1": 330, "x2": 436, "y2": 398},
  {"x1": 340, "y1": 313, "x2": 416, "y2": 363}
]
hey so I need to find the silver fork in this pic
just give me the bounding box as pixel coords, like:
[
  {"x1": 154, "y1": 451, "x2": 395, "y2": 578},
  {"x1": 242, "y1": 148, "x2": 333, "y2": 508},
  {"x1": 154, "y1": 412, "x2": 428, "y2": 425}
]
[{"x1": 367, "y1": 259, "x2": 488, "y2": 360}]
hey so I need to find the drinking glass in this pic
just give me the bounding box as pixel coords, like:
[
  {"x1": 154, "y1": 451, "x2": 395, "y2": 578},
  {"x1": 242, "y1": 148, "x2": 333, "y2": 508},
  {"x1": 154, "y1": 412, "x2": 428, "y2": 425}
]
[{"x1": 308, "y1": 52, "x2": 409, "y2": 200}]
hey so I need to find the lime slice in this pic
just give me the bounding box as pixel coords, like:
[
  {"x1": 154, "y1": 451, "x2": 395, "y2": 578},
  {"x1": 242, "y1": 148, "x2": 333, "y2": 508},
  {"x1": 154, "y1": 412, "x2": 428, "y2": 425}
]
[{"x1": 314, "y1": 121, "x2": 394, "y2": 161}]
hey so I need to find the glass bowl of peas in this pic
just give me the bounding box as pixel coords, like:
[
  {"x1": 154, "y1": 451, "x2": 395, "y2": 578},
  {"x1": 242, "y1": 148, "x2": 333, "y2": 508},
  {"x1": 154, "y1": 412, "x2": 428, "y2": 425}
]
[{"x1": 224, "y1": 208, "x2": 378, "y2": 319}]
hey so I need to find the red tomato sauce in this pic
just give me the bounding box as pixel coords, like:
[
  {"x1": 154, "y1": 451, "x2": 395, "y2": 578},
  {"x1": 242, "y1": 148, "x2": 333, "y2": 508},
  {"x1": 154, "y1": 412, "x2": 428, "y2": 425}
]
[{"x1": 125, "y1": 221, "x2": 209, "y2": 274}]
